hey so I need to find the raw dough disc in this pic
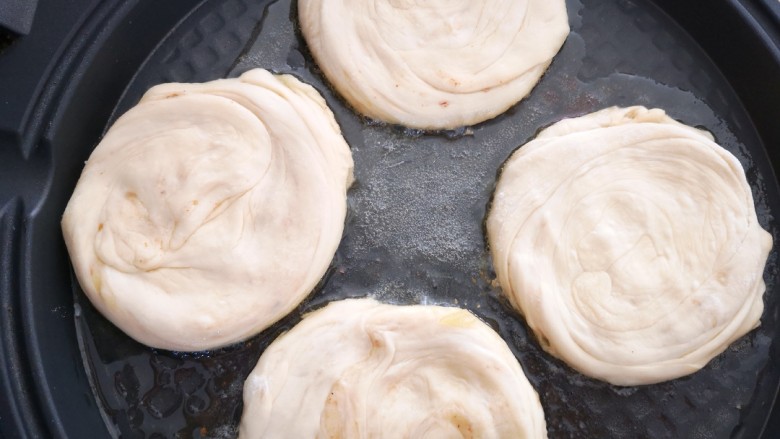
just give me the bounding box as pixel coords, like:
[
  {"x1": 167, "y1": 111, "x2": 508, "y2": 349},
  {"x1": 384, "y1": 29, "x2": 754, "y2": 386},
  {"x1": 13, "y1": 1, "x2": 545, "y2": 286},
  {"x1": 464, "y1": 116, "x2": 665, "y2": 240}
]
[
  {"x1": 298, "y1": 0, "x2": 569, "y2": 130},
  {"x1": 487, "y1": 106, "x2": 773, "y2": 386},
  {"x1": 239, "y1": 298, "x2": 547, "y2": 438},
  {"x1": 62, "y1": 69, "x2": 354, "y2": 351}
]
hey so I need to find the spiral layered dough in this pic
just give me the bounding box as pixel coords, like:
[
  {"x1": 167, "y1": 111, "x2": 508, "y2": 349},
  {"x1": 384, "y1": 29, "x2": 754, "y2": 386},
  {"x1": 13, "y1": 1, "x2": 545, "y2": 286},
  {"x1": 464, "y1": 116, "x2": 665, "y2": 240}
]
[
  {"x1": 487, "y1": 106, "x2": 773, "y2": 386},
  {"x1": 61, "y1": 69, "x2": 354, "y2": 351},
  {"x1": 239, "y1": 298, "x2": 547, "y2": 438},
  {"x1": 298, "y1": 0, "x2": 569, "y2": 130}
]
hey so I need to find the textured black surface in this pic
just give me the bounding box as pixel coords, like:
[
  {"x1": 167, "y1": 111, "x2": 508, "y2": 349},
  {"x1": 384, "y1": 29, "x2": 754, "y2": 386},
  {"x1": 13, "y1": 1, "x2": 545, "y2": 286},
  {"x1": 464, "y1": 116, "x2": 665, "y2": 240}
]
[
  {"x1": 0, "y1": 30, "x2": 14, "y2": 54},
  {"x1": 0, "y1": 0, "x2": 38, "y2": 35},
  {"x1": 759, "y1": 0, "x2": 780, "y2": 27},
  {"x1": 70, "y1": 0, "x2": 780, "y2": 438}
]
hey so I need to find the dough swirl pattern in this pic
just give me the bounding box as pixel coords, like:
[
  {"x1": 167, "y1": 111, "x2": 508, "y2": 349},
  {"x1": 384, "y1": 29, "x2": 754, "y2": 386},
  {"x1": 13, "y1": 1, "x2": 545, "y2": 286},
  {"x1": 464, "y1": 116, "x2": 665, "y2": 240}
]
[
  {"x1": 298, "y1": 0, "x2": 569, "y2": 129},
  {"x1": 62, "y1": 69, "x2": 354, "y2": 351},
  {"x1": 487, "y1": 106, "x2": 773, "y2": 386},
  {"x1": 239, "y1": 299, "x2": 547, "y2": 438}
]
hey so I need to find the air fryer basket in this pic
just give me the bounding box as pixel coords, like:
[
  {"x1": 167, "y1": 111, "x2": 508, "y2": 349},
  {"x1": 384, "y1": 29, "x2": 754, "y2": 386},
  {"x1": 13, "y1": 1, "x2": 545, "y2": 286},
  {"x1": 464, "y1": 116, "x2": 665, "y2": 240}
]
[{"x1": 1, "y1": 0, "x2": 780, "y2": 437}]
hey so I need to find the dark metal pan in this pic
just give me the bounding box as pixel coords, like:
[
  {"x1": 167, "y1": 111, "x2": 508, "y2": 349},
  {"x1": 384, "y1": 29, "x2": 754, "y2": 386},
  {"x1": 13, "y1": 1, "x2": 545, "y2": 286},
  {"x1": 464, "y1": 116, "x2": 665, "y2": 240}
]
[{"x1": 2, "y1": 0, "x2": 780, "y2": 437}]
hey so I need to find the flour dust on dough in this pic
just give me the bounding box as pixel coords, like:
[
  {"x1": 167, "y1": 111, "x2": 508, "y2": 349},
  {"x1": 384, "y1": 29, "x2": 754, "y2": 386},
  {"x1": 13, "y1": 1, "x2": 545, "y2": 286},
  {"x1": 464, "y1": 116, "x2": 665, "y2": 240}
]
[
  {"x1": 487, "y1": 106, "x2": 773, "y2": 386},
  {"x1": 62, "y1": 69, "x2": 354, "y2": 351},
  {"x1": 239, "y1": 298, "x2": 547, "y2": 438},
  {"x1": 298, "y1": 0, "x2": 569, "y2": 130}
]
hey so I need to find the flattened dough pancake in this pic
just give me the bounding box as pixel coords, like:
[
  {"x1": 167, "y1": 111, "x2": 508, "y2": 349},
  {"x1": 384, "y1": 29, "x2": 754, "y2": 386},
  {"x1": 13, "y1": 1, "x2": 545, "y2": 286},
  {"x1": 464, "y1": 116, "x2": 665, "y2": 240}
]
[
  {"x1": 62, "y1": 69, "x2": 354, "y2": 351},
  {"x1": 239, "y1": 299, "x2": 547, "y2": 438},
  {"x1": 487, "y1": 106, "x2": 773, "y2": 386},
  {"x1": 298, "y1": 0, "x2": 569, "y2": 130}
]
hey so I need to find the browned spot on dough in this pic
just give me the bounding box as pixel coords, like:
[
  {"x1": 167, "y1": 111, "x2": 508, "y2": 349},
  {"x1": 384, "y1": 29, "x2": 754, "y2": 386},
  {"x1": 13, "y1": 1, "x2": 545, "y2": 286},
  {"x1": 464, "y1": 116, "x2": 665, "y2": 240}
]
[
  {"x1": 538, "y1": 333, "x2": 551, "y2": 350},
  {"x1": 451, "y1": 414, "x2": 473, "y2": 438},
  {"x1": 321, "y1": 385, "x2": 349, "y2": 437},
  {"x1": 439, "y1": 101, "x2": 449, "y2": 107},
  {"x1": 91, "y1": 270, "x2": 102, "y2": 292},
  {"x1": 125, "y1": 191, "x2": 137, "y2": 199},
  {"x1": 165, "y1": 92, "x2": 182, "y2": 99},
  {"x1": 97, "y1": 223, "x2": 103, "y2": 231},
  {"x1": 192, "y1": 200, "x2": 199, "y2": 205}
]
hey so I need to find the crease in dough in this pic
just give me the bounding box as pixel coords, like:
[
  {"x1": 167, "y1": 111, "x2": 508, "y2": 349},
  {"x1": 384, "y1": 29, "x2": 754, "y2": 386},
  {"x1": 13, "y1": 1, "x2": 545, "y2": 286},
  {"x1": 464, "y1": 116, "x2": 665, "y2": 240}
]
[
  {"x1": 239, "y1": 298, "x2": 547, "y2": 438},
  {"x1": 62, "y1": 69, "x2": 354, "y2": 351},
  {"x1": 487, "y1": 106, "x2": 773, "y2": 386}
]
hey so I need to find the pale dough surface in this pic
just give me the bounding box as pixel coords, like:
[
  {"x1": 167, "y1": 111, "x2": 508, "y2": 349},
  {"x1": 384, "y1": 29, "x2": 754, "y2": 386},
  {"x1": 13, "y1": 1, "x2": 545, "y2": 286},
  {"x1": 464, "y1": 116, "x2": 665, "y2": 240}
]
[
  {"x1": 298, "y1": 0, "x2": 569, "y2": 130},
  {"x1": 62, "y1": 69, "x2": 354, "y2": 351},
  {"x1": 239, "y1": 298, "x2": 547, "y2": 438},
  {"x1": 487, "y1": 106, "x2": 773, "y2": 386}
]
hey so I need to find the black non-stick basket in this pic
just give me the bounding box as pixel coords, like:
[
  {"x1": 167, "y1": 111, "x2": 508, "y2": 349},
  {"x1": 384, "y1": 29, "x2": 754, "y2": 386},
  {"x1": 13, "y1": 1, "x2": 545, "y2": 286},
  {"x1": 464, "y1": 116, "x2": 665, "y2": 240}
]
[{"x1": 2, "y1": 0, "x2": 780, "y2": 437}]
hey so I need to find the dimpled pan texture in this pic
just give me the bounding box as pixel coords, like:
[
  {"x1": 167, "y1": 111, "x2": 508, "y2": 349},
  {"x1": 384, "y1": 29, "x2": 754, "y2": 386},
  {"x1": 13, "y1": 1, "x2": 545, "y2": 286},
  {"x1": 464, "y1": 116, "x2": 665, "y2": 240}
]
[{"x1": 75, "y1": 0, "x2": 779, "y2": 437}]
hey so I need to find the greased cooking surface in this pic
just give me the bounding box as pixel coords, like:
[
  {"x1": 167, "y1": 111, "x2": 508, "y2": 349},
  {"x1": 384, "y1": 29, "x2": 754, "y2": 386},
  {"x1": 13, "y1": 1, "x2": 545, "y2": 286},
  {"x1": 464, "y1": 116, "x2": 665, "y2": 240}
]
[{"x1": 75, "y1": 0, "x2": 779, "y2": 437}]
